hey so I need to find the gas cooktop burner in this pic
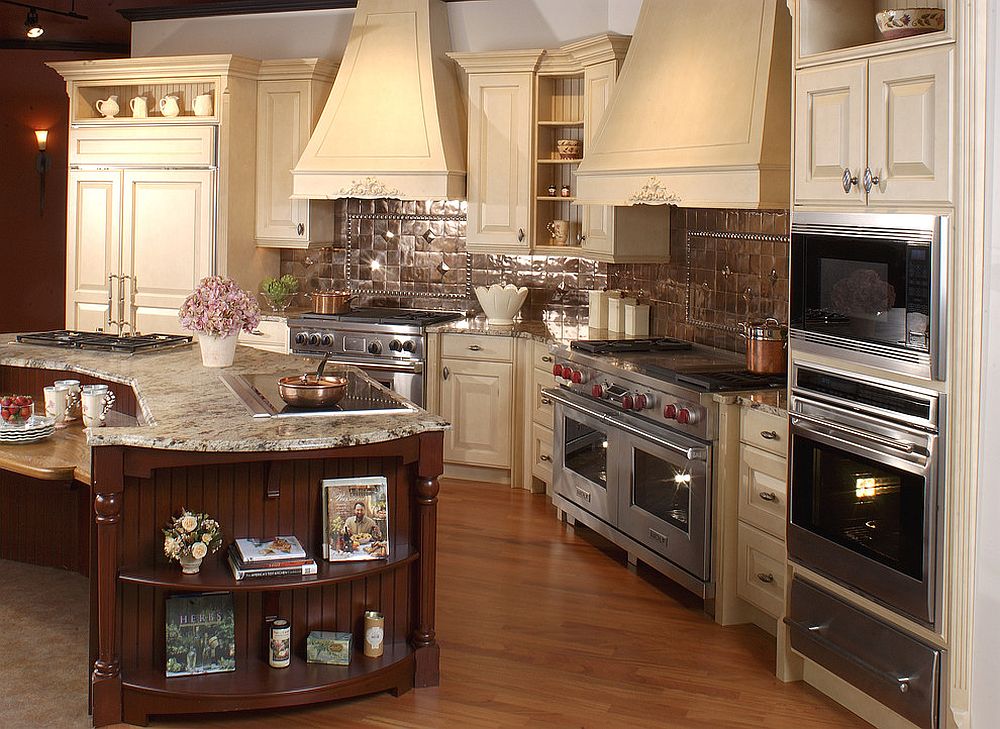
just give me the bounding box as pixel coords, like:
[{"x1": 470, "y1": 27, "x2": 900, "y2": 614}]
[
  {"x1": 669, "y1": 369, "x2": 787, "y2": 393},
  {"x1": 16, "y1": 330, "x2": 193, "y2": 354},
  {"x1": 299, "y1": 308, "x2": 465, "y2": 326},
  {"x1": 570, "y1": 337, "x2": 693, "y2": 354}
]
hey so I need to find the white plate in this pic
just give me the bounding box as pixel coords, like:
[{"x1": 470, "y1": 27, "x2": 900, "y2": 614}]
[
  {"x1": 0, "y1": 430, "x2": 56, "y2": 442},
  {"x1": 0, "y1": 415, "x2": 57, "y2": 432},
  {"x1": 0, "y1": 430, "x2": 54, "y2": 444}
]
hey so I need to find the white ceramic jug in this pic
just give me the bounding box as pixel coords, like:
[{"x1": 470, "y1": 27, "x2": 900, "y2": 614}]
[
  {"x1": 159, "y1": 95, "x2": 180, "y2": 118},
  {"x1": 129, "y1": 96, "x2": 147, "y2": 118},
  {"x1": 193, "y1": 93, "x2": 213, "y2": 117},
  {"x1": 95, "y1": 95, "x2": 119, "y2": 119}
]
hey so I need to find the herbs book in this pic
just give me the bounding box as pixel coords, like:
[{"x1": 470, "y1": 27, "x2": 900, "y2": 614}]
[
  {"x1": 321, "y1": 476, "x2": 389, "y2": 561},
  {"x1": 165, "y1": 593, "x2": 236, "y2": 677}
]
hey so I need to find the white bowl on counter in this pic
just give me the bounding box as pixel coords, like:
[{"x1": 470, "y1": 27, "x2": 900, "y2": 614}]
[{"x1": 474, "y1": 284, "x2": 529, "y2": 326}]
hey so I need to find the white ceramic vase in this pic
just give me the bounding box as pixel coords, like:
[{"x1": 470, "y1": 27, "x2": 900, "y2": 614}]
[
  {"x1": 179, "y1": 554, "x2": 203, "y2": 574},
  {"x1": 199, "y1": 333, "x2": 238, "y2": 368},
  {"x1": 474, "y1": 283, "x2": 529, "y2": 326}
]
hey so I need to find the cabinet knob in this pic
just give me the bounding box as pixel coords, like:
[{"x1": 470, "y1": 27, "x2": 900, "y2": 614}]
[
  {"x1": 577, "y1": 233, "x2": 586, "y2": 243},
  {"x1": 760, "y1": 430, "x2": 779, "y2": 440},
  {"x1": 541, "y1": 355, "x2": 553, "y2": 363},
  {"x1": 517, "y1": 228, "x2": 525, "y2": 243},
  {"x1": 863, "y1": 167, "x2": 881, "y2": 194},
  {"x1": 541, "y1": 397, "x2": 553, "y2": 406},
  {"x1": 758, "y1": 491, "x2": 778, "y2": 502},
  {"x1": 297, "y1": 223, "x2": 305, "y2": 236},
  {"x1": 756, "y1": 572, "x2": 775, "y2": 584},
  {"x1": 540, "y1": 454, "x2": 552, "y2": 462},
  {"x1": 842, "y1": 168, "x2": 859, "y2": 194},
  {"x1": 442, "y1": 366, "x2": 450, "y2": 380}
]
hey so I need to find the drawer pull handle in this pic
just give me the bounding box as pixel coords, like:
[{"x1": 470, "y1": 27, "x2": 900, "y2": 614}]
[
  {"x1": 758, "y1": 492, "x2": 778, "y2": 502},
  {"x1": 760, "y1": 430, "x2": 779, "y2": 440},
  {"x1": 541, "y1": 355, "x2": 553, "y2": 363},
  {"x1": 541, "y1": 397, "x2": 553, "y2": 406},
  {"x1": 467, "y1": 344, "x2": 483, "y2": 351},
  {"x1": 756, "y1": 572, "x2": 775, "y2": 584},
  {"x1": 442, "y1": 366, "x2": 450, "y2": 380},
  {"x1": 540, "y1": 454, "x2": 552, "y2": 462},
  {"x1": 297, "y1": 222, "x2": 305, "y2": 236}
]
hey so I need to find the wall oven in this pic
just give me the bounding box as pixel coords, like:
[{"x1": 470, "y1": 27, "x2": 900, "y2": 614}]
[
  {"x1": 790, "y1": 212, "x2": 947, "y2": 380},
  {"x1": 787, "y1": 362, "x2": 942, "y2": 627},
  {"x1": 550, "y1": 388, "x2": 712, "y2": 590}
]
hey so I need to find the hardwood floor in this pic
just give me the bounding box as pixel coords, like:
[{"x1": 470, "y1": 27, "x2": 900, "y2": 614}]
[{"x1": 133, "y1": 479, "x2": 869, "y2": 729}]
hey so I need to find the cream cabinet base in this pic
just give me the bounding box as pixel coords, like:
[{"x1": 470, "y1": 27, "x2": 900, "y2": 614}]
[{"x1": 443, "y1": 463, "x2": 511, "y2": 486}]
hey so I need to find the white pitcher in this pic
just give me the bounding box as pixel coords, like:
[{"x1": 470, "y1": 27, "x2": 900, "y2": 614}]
[
  {"x1": 129, "y1": 96, "x2": 147, "y2": 118},
  {"x1": 95, "y1": 95, "x2": 119, "y2": 118},
  {"x1": 159, "y1": 95, "x2": 180, "y2": 118},
  {"x1": 193, "y1": 93, "x2": 213, "y2": 117}
]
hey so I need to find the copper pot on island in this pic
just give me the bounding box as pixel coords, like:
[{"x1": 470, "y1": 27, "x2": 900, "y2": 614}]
[
  {"x1": 277, "y1": 374, "x2": 349, "y2": 408},
  {"x1": 312, "y1": 290, "x2": 355, "y2": 315},
  {"x1": 739, "y1": 318, "x2": 788, "y2": 375}
]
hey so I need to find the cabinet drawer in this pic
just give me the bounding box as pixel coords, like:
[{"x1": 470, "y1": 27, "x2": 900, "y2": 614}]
[
  {"x1": 738, "y1": 444, "x2": 787, "y2": 539},
  {"x1": 737, "y1": 522, "x2": 785, "y2": 619},
  {"x1": 532, "y1": 367, "x2": 555, "y2": 427},
  {"x1": 531, "y1": 423, "x2": 553, "y2": 483},
  {"x1": 69, "y1": 125, "x2": 216, "y2": 167},
  {"x1": 441, "y1": 333, "x2": 513, "y2": 362},
  {"x1": 741, "y1": 407, "x2": 788, "y2": 456},
  {"x1": 239, "y1": 318, "x2": 289, "y2": 352},
  {"x1": 533, "y1": 340, "x2": 556, "y2": 370}
]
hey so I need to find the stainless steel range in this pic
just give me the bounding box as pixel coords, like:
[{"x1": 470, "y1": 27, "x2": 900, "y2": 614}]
[
  {"x1": 288, "y1": 308, "x2": 464, "y2": 408},
  {"x1": 544, "y1": 338, "x2": 785, "y2": 600}
]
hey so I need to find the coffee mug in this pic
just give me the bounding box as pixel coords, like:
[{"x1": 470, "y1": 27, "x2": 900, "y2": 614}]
[
  {"x1": 43, "y1": 385, "x2": 70, "y2": 429},
  {"x1": 82, "y1": 386, "x2": 116, "y2": 428},
  {"x1": 546, "y1": 219, "x2": 570, "y2": 246},
  {"x1": 193, "y1": 93, "x2": 213, "y2": 117},
  {"x1": 95, "y1": 95, "x2": 119, "y2": 119},
  {"x1": 159, "y1": 95, "x2": 180, "y2": 118},
  {"x1": 130, "y1": 96, "x2": 148, "y2": 118},
  {"x1": 54, "y1": 379, "x2": 81, "y2": 421}
]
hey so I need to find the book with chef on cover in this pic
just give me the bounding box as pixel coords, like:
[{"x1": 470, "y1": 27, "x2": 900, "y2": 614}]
[
  {"x1": 321, "y1": 476, "x2": 389, "y2": 562},
  {"x1": 233, "y1": 535, "x2": 307, "y2": 563},
  {"x1": 165, "y1": 592, "x2": 236, "y2": 677}
]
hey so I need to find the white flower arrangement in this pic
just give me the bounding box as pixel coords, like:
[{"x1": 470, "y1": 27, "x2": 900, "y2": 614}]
[{"x1": 163, "y1": 509, "x2": 223, "y2": 564}]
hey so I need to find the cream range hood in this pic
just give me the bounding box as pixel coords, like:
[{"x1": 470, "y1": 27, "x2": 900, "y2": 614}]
[
  {"x1": 575, "y1": 0, "x2": 791, "y2": 210},
  {"x1": 291, "y1": 0, "x2": 466, "y2": 200}
]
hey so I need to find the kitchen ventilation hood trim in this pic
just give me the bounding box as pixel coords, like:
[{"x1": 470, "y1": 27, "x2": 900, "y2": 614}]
[
  {"x1": 291, "y1": 0, "x2": 467, "y2": 202},
  {"x1": 574, "y1": 0, "x2": 792, "y2": 210}
]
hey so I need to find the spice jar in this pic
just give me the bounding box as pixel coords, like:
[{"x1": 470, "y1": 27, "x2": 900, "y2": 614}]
[
  {"x1": 546, "y1": 184, "x2": 557, "y2": 196},
  {"x1": 269, "y1": 619, "x2": 291, "y2": 668},
  {"x1": 560, "y1": 184, "x2": 571, "y2": 198},
  {"x1": 363, "y1": 610, "x2": 384, "y2": 658}
]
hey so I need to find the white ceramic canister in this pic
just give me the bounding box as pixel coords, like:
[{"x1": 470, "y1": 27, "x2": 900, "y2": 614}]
[
  {"x1": 588, "y1": 290, "x2": 610, "y2": 330},
  {"x1": 608, "y1": 294, "x2": 635, "y2": 334},
  {"x1": 625, "y1": 302, "x2": 651, "y2": 337}
]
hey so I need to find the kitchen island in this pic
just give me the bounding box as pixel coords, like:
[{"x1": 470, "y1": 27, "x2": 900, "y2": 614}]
[{"x1": 0, "y1": 340, "x2": 445, "y2": 728}]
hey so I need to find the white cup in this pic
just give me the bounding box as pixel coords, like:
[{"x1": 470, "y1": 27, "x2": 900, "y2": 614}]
[
  {"x1": 43, "y1": 385, "x2": 70, "y2": 429},
  {"x1": 54, "y1": 379, "x2": 82, "y2": 421},
  {"x1": 82, "y1": 387, "x2": 116, "y2": 428},
  {"x1": 130, "y1": 96, "x2": 148, "y2": 118}
]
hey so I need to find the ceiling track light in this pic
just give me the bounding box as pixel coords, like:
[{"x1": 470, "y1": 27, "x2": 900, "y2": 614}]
[
  {"x1": 2, "y1": 0, "x2": 88, "y2": 39},
  {"x1": 24, "y1": 7, "x2": 42, "y2": 38}
]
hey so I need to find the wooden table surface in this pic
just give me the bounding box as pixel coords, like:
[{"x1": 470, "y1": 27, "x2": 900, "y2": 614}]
[{"x1": 0, "y1": 424, "x2": 90, "y2": 483}]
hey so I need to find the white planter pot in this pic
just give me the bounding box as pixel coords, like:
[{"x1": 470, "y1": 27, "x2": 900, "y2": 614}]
[
  {"x1": 179, "y1": 554, "x2": 203, "y2": 574},
  {"x1": 198, "y1": 333, "x2": 238, "y2": 368}
]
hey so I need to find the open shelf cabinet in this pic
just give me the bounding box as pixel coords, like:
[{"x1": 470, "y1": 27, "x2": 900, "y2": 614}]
[{"x1": 534, "y1": 73, "x2": 584, "y2": 251}]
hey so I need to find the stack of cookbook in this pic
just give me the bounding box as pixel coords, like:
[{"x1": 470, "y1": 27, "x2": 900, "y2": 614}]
[{"x1": 228, "y1": 536, "x2": 317, "y2": 580}]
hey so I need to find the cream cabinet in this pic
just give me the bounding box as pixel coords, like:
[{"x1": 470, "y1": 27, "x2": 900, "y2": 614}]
[
  {"x1": 66, "y1": 167, "x2": 214, "y2": 335},
  {"x1": 794, "y1": 45, "x2": 953, "y2": 208},
  {"x1": 440, "y1": 357, "x2": 513, "y2": 469},
  {"x1": 255, "y1": 60, "x2": 338, "y2": 248},
  {"x1": 239, "y1": 317, "x2": 290, "y2": 354}
]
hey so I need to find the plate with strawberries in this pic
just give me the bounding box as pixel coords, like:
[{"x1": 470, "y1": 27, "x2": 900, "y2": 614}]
[{"x1": 0, "y1": 395, "x2": 56, "y2": 443}]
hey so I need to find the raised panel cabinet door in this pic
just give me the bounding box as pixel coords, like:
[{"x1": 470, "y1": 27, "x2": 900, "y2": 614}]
[
  {"x1": 794, "y1": 61, "x2": 867, "y2": 206},
  {"x1": 121, "y1": 169, "x2": 215, "y2": 335},
  {"x1": 440, "y1": 358, "x2": 513, "y2": 468},
  {"x1": 66, "y1": 169, "x2": 122, "y2": 330},
  {"x1": 256, "y1": 80, "x2": 311, "y2": 241},
  {"x1": 466, "y1": 72, "x2": 533, "y2": 251},
  {"x1": 581, "y1": 60, "x2": 617, "y2": 256},
  {"x1": 867, "y1": 46, "x2": 953, "y2": 206}
]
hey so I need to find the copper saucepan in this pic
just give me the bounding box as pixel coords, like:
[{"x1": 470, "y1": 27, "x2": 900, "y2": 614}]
[
  {"x1": 277, "y1": 374, "x2": 349, "y2": 408},
  {"x1": 312, "y1": 291, "x2": 355, "y2": 315},
  {"x1": 739, "y1": 318, "x2": 788, "y2": 375}
]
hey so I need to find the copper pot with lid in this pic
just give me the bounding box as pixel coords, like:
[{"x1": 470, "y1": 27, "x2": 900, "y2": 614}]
[
  {"x1": 739, "y1": 317, "x2": 788, "y2": 375},
  {"x1": 312, "y1": 291, "x2": 355, "y2": 315}
]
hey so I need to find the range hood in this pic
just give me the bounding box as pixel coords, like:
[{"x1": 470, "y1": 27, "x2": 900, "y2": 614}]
[
  {"x1": 292, "y1": 0, "x2": 466, "y2": 200},
  {"x1": 575, "y1": 0, "x2": 791, "y2": 209}
]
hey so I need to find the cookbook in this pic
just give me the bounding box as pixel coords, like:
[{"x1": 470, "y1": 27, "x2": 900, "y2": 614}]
[
  {"x1": 233, "y1": 536, "x2": 307, "y2": 563},
  {"x1": 321, "y1": 476, "x2": 389, "y2": 561}
]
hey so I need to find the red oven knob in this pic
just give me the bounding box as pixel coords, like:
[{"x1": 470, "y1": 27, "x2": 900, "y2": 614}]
[
  {"x1": 622, "y1": 394, "x2": 634, "y2": 410},
  {"x1": 634, "y1": 394, "x2": 648, "y2": 410},
  {"x1": 677, "y1": 407, "x2": 701, "y2": 425},
  {"x1": 552, "y1": 363, "x2": 564, "y2": 378},
  {"x1": 591, "y1": 383, "x2": 605, "y2": 398},
  {"x1": 571, "y1": 370, "x2": 584, "y2": 384},
  {"x1": 664, "y1": 403, "x2": 678, "y2": 419}
]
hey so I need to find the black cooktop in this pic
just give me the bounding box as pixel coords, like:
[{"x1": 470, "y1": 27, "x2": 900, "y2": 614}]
[
  {"x1": 667, "y1": 369, "x2": 787, "y2": 393},
  {"x1": 571, "y1": 337, "x2": 693, "y2": 354},
  {"x1": 16, "y1": 330, "x2": 193, "y2": 354},
  {"x1": 300, "y1": 308, "x2": 465, "y2": 326}
]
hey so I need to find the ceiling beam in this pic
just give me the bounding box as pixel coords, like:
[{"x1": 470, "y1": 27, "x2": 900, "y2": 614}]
[
  {"x1": 0, "y1": 38, "x2": 129, "y2": 53},
  {"x1": 120, "y1": 0, "x2": 471, "y2": 22}
]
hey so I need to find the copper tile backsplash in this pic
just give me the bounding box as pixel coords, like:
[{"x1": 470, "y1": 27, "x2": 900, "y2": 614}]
[{"x1": 280, "y1": 201, "x2": 789, "y2": 353}]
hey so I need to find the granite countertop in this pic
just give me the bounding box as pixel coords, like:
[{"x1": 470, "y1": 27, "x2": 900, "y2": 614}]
[
  {"x1": 427, "y1": 313, "x2": 644, "y2": 348},
  {"x1": 0, "y1": 338, "x2": 447, "y2": 453},
  {"x1": 735, "y1": 390, "x2": 788, "y2": 416}
]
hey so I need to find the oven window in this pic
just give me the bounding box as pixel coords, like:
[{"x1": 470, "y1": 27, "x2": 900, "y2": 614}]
[
  {"x1": 564, "y1": 417, "x2": 608, "y2": 490},
  {"x1": 792, "y1": 434, "x2": 924, "y2": 580},
  {"x1": 632, "y1": 449, "x2": 691, "y2": 534}
]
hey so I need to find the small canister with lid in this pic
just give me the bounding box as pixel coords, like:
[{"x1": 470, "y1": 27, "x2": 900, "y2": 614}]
[
  {"x1": 363, "y1": 610, "x2": 384, "y2": 658},
  {"x1": 269, "y1": 618, "x2": 291, "y2": 668}
]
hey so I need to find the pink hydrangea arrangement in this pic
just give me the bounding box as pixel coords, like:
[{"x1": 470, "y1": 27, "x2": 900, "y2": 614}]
[{"x1": 178, "y1": 276, "x2": 261, "y2": 337}]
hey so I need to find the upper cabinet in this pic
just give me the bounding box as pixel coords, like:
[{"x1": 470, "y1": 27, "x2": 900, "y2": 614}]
[
  {"x1": 791, "y1": 2, "x2": 954, "y2": 209},
  {"x1": 255, "y1": 59, "x2": 339, "y2": 249}
]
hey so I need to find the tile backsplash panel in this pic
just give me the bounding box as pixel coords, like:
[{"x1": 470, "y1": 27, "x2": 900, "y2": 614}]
[{"x1": 280, "y1": 201, "x2": 789, "y2": 354}]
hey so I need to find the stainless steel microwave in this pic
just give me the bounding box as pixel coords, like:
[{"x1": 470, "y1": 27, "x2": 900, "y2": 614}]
[{"x1": 790, "y1": 212, "x2": 948, "y2": 381}]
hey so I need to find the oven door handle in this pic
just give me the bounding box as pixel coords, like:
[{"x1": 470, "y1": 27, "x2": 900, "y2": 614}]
[
  {"x1": 547, "y1": 388, "x2": 707, "y2": 462},
  {"x1": 790, "y1": 411, "x2": 915, "y2": 454},
  {"x1": 314, "y1": 358, "x2": 423, "y2": 375}
]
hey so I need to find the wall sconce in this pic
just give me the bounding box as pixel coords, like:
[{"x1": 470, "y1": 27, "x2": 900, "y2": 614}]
[
  {"x1": 24, "y1": 7, "x2": 43, "y2": 38},
  {"x1": 35, "y1": 129, "x2": 50, "y2": 215}
]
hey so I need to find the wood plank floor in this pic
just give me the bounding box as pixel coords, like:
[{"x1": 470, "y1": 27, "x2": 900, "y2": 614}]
[{"x1": 132, "y1": 479, "x2": 869, "y2": 729}]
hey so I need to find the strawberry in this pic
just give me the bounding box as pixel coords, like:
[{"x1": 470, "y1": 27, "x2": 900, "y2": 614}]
[{"x1": 19, "y1": 407, "x2": 31, "y2": 419}]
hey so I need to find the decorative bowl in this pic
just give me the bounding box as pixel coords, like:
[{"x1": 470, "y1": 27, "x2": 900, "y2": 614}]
[
  {"x1": 556, "y1": 139, "x2": 582, "y2": 159},
  {"x1": 474, "y1": 284, "x2": 529, "y2": 327},
  {"x1": 876, "y1": 8, "x2": 945, "y2": 40}
]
